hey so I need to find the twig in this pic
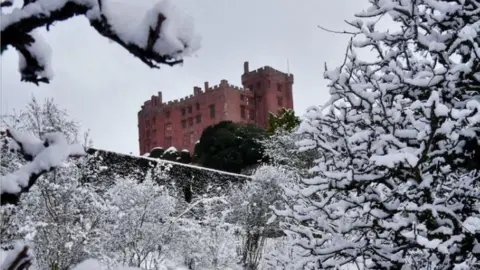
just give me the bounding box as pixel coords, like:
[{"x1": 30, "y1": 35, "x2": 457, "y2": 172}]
[{"x1": 317, "y1": 25, "x2": 357, "y2": 35}]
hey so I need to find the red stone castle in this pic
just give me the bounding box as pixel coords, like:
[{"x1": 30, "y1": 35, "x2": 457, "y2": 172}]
[{"x1": 137, "y1": 61, "x2": 294, "y2": 155}]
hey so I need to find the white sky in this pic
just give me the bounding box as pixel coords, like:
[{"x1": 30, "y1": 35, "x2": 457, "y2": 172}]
[{"x1": 1, "y1": 0, "x2": 373, "y2": 155}]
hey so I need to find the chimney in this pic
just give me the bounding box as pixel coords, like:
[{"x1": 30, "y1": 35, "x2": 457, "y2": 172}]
[
  {"x1": 204, "y1": 81, "x2": 209, "y2": 91},
  {"x1": 157, "y1": 91, "x2": 163, "y2": 104},
  {"x1": 193, "y1": 86, "x2": 202, "y2": 95},
  {"x1": 243, "y1": 61, "x2": 249, "y2": 73},
  {"x1": 220, "y1": 79, "x2": 228, "y2": 86}
]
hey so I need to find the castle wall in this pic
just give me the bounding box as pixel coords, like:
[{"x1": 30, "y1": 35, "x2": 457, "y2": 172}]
[{"x1": 138, "y1": 62, "x2": 294, "y2": 155}]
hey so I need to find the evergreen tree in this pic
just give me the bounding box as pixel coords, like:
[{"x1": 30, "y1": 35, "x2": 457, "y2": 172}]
[
  {"x1": 194, "y1": 121, "x2": 267, "y2": 173},
  {"x1": 267, "y1": 108, "x2": 300, "y2": 136}
]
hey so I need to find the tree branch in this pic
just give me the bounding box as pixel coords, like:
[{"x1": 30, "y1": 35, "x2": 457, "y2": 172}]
[
  {"x1": 1, "y1": 0, "x2": 190, "y2": 84},
  {"x1": 0, "y1": 129, "x2": 85, "y2": 205}
]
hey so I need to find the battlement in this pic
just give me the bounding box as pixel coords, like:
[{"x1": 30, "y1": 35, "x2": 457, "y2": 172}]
[
  {"x1": 242, "y1": 61, "x2": 294, "y2": 81},
  {"x1": 141, "y1": 80, "x2": 252, "y2": 110},
  {"x1": 140, "y1": 61, "x2": 292, "y2": 113},
  {"x1": 141, "y1": 91, "x2": 163, "y2": 111},
  {"x1": 138, "y1": 61, "x2": 296, "y2": 155}
]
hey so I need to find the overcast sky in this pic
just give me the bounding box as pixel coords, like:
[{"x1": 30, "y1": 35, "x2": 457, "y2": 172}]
[{"x1": 1, "y1": 0, "x2": 371, "y2": 155}]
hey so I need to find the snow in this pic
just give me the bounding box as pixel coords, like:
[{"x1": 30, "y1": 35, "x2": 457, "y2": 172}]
[
  {"x1": 463, "y1": 217, "x2": 480, "y2": 233},
  {"x1": 165, "y1": 146, "x2": 177, "y2": 153},
  {"x1": 71, "y1": 259, "x2": 144, "y2": 270},
  {"x1": 101, "y1": 149, "x2": 252, "y2": 180},
  {"x1": 100, "y1": 0, "x2": 200, "y2": 58},
  {"x1": 0, "y1": 130, "x2": 86, "y2": 195},
  {"x1": 2, "y1": 0, "x2": 200, "y2": 80},
  {"x1": 17, "y1": 30, "x2": 53, "y2": 80},
  {"x1": 0, "y1": 241, "x2": 34, "y2": 270}
]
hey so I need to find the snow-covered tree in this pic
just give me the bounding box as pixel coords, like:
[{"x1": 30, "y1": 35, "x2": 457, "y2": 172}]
[
  {"x1": 0, "y1": 97, "x2": 88, "y2": 205},
  {"x1": 1, "y1": 0, "x2": 200, "y2": 84},
  {"x1": 263, "y1": 129, "x2": 317, "y2": 176},
  {"x1": 102, "y1": 174, "x2": 176, "y2": 269},
  {"x1": 8, "y1": 159, "x2": 112, "y2": 270},
  {"x1": 227, "y1": 165, "x2": 295, "y2": 270},
  {"x1": 274, "y1": 0, "x2": 480, "y2": 269},
  {"x1": 1, "y1": 95, "x2": 92, "y2": 146}
]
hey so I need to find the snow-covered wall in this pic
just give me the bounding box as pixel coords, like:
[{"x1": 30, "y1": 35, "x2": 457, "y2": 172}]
[{"x1": 85, "y1": 148, "x2": 250, "y2": 202}]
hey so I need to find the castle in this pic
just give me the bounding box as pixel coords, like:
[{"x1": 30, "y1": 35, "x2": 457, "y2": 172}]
[{"x1": 137, "y1": 61, "x2": 294, "y2": 155}]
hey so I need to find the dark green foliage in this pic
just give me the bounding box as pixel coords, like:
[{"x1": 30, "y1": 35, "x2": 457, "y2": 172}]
[
  {"x1": 149, "y1": 147, "x2": 165, "y2": 159},
  {"x1": 160, "y1": 148, "x2": 180, "y2": 162},
  {"x1": 179, "y1": 150, "x2": 192, "y2": 164},
  {"x1": 267, "y1": 108, "x2": 300, "y2": 135},
  {"x1": 148, "y1": 147, "x2": 192, "y2": 164},
  {"x1": 194, "y1": 121, "x2": 267, "y2": 173}
]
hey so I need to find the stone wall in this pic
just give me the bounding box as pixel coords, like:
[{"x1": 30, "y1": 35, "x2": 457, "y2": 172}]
[{"x1": 85, "y1": 148, "x2": 250, "y2": 202}]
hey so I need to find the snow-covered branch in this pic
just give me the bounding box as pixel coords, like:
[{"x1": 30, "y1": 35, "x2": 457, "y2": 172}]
[
  {"x1": 0, "y1": 243, "x2": 33, "y2": 270},
  {"x1": 272, "y1": 0, "x2": 480, "y2": 269},
  {"x1": 1, "y1": 0, "x2": 200, "y2": 84},
  {"x1": 0, "y1": 129, "x2": 85, "y2": 205}
]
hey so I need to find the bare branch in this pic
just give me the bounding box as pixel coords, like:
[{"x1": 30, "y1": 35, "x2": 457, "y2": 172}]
[{"x1": 317, "y1": 25, "x2": 358, "y2": 35}]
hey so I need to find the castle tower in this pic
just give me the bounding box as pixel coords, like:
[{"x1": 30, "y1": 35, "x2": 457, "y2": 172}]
[
  {"x1": 241, "y1": 61, "x2": 294, "y2": 129},
  {"x1": 137, "y1": 62, "x2": 294, "y2": 155}
]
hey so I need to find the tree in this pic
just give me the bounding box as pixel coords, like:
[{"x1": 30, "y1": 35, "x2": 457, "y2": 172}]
[
  {"x1": 227, "y1": 165, "x2": 295, "y2": 270},
  {"x1": 8, "y1": 159, "x2": 112, "y2": 270},
  {"x1": 194, "y1": 121, "x2": 267, "y2": 173},
  {"x1": 1, "y1": 0, "x2": 199, "y2": 204},
  {"x1": 1, "y1": 0, "x2": 200, "y2": 268},
  {"x1": 102, "y1": 174, "x2": 176, "y2": 269},
  {"x1": 262, "y1": 130, "x2": 318, "y2": 176},
  {"x1": 179, "y1": 149, "x2": 192, "y2": 164},
  {"x1": 266, "y1": 108, "x2": 300, "y2": 136},
  {"x1": 161, "y1": 146, "x2": 180, "y2": 162},
  {"x1": 1, "y1": 95, "x2": 85, "y2": 144},
  {"x1": 148, "y1": 147, "x2": 165, "y2": 159},
  {"x1": 273, "y1": 0, "x2": 480, "y2": 269},
  {"x1": 1, "y1": 0, "x2": 200, "y2": 85},
  {"x1": 0, "y1": 96, "x2": 90, "y2": 205}
]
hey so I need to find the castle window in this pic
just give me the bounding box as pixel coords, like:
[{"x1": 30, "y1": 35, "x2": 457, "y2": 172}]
[
  {"x1": 240, "y1": 95, "x2": 244, "y2": 101},
  {"x1": 246, "y1": 97, "x2": 250, "y2": 105},
  {"x1": 277, "y1": 97, "x2": 283, "y2": 107},
  {"x1": 209, "y1": 104, "x2": 216, "y2": 118},
  {"x1": 196, "y1": 103, "x2": 200, "y2": 110},
  {"x1": 165, "y1": 123, "x2": 172, "y2": 131},
  {"x1": 188, "y1": 118, "x2": 193, "y2": 127},
  {"x1": 277, "y1": 83, "x2": 282, "y2": 92},
  {"x1": 240, "y1": 105, "x2": 246, "y2": 119},
  {"x1": 256, "y1": 82, "x2": 261, "y2": 89},
  {"x1": 249, "y1": 110, "x2": 255, "y2": 120},
  {"x1": 181, "y1": 108, "x2": 186, "y2": 116},
  {"x1": 165, "y1": 110, "x2": 171, "y2": 118},
  {"x1": 249, "y1": 84, "x2": 253, "y2": 91},
  {"x1": 196, "y1": 115, "x2": 202, "y2": 123},
  {"x1": 188, "y1": 106, "x2": 192, "y2": 114},
  {"x1": 181, "y1": 120, "x2": 186, "y2": 128},
  {"x1": 183, "y1": 134, "x2": 189, "y2": 147}
]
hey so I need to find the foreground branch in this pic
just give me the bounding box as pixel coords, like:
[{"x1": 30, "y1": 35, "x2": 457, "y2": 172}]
[
  {"x1": 0, "y1": 129, "x2": 85, "y2": 205},
  {"x1": 1, "y1": 245, "x2": 33, "y2": 270},
  {"x1": 1, "y1": 0, "x2": 198, "y2": 84}
]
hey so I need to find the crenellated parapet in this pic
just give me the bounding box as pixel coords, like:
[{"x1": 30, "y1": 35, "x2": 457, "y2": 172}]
[{"x1": 242, "y1": 62, "x2": 294, "y2": 84}]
